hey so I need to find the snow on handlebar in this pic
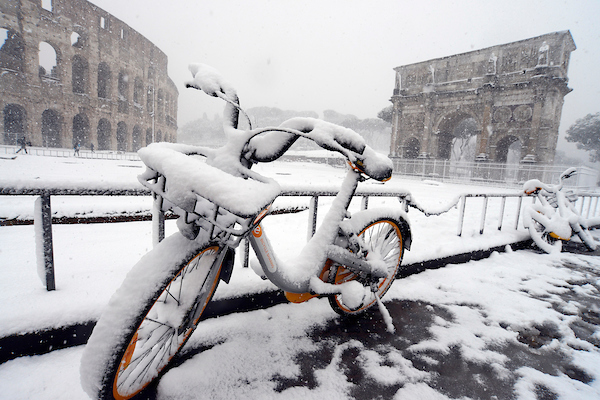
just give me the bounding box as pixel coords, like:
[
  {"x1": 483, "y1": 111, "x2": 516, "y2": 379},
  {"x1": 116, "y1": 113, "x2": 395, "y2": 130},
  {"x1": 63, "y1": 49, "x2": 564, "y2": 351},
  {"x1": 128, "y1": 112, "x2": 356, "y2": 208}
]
[
  {"x1": 246, "y1": 118, "x2": 393, "y2": 181},
  {"x1": 186, "y1": 63, "x2": 393, "y2": 182}
]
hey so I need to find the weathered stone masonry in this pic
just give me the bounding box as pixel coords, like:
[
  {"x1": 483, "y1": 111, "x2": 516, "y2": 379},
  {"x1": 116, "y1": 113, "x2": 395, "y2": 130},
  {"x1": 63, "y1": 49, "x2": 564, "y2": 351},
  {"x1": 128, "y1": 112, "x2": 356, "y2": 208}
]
[
  {"x1": 0, "y1": 0, "x2": 178, "y2": 151},
  {"x1": 390, "y1": 31, "x2": 575, "y2": 164}
]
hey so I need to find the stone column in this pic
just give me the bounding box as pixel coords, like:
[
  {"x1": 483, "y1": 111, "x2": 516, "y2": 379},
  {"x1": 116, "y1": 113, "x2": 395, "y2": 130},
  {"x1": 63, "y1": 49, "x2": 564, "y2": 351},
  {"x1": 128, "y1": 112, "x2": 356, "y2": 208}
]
[
  {"x1": 390, "y1": 99, "x2": 402, "y2": 157},
  {"x1": 476, "y1": 104, "x2": 492, "y2": 161},
  {"x1": 523, "y1": 100, "x2": 543, "y2": 163},
  {"x1": 420, "y1": 94, "x2": 433, "y2": 158}
]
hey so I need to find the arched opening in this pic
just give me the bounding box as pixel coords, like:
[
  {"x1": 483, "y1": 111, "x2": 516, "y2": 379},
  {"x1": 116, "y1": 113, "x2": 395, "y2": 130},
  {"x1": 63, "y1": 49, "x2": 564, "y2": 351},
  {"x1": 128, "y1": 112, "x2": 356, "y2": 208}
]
[
  {"x1": 97, "y1": 119, "x2": 111, "y2": 150},
  {"x1": 133, "y1": 77, "x2": 143, "y2": 106},
  {"x1": 97, "y1": 62, "x2": 111, "y2": 99},
  {"x1": 42, "y1": 109, "x2": 61, "y2": 147},
  {"x1": 73, "y1": 113, "x2": 89, "y2": 148},
  {"x1": 38, "y1": 41, "x2": 58, "y2": 78},
  {"x1": 72, "y1": 55, "x2": 88, "y2": 94},
  {"x1": 156, "y1": 130, "x2": 162, "y2": 142},
  {"x1": 117, "y1": 121, "x2": 128, "y2": 151},
  {"x1": 132, "y1": 125, "x2": 143, "y2": 151},
  {"x1": 70, "y1": 30, "x2": 86, "y2": 49},
  {"x1": 403, "y1": 137, "x2": 420, "y2": 159},
  {"x1": 118, "y1": 71, "x2": 129, "y2": 113},
  {"x1": 496, "y1": 135, "x2": 522, "y2": 163},
  {"x1": 146, "y1": 127, "x2": 153, "y2": 145},
  {"x1": 0, "y1": 28, "x2": 24, "y2": 72},
  {"x1": 436, "y1": 113, "x2": 479, "y2": 161},
  {"x1": 3, "y1": 104, "x2": 26, "y2": 145},
  {"x1": 449, "y1": 118, "x2": 478, "y2": 162}
]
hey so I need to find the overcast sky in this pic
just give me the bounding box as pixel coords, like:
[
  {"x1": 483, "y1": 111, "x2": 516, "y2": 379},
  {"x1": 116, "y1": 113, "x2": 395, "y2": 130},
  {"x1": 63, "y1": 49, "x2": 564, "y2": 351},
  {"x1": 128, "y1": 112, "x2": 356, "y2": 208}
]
[{"x1": 90, "y1": 0, "x2": 600, "y2": 156}]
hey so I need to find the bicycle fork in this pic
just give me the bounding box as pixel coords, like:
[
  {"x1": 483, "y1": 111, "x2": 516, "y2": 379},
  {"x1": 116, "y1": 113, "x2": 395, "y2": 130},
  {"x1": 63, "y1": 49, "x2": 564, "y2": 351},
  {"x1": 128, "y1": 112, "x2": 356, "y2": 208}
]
[{"x1": 248, "y1": 220, "x2": 384, "y2": 296}]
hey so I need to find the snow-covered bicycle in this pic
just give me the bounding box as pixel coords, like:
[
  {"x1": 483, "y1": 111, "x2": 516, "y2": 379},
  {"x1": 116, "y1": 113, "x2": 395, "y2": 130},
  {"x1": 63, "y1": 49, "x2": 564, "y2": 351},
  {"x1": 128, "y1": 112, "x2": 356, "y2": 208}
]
[
  {"x1": 523, "y1": 167, "x2": 596, "y2": 254},
  {"x1": 80, "y1": 64, "x2": 411, "y2": 400}
]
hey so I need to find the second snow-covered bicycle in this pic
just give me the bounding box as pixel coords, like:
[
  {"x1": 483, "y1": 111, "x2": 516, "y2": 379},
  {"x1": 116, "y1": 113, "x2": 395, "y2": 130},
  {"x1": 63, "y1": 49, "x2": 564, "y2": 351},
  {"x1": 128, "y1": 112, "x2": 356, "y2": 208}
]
[
  {"x1": 80, "y1": 64, "x2": 411, "y2": 400},
  {"x1": 523, "y1": 167, "x2": 596, "y2": 253}
]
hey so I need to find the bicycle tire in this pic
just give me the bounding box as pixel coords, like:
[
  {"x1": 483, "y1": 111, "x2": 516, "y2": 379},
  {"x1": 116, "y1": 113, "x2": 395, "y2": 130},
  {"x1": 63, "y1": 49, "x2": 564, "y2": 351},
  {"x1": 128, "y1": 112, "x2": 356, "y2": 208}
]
[
  {"x1": 575, "y1": 225, "x2": 597, "y2": 251},
  {"x1": 526, "y1": 214, "x2": 561, "y2": 253},
  {"x1": 328, "y1": 218, "x2": 404, "y2": 315},
  {"x1": 80, "y1": 233, "x2": 226, "y2": 400}
]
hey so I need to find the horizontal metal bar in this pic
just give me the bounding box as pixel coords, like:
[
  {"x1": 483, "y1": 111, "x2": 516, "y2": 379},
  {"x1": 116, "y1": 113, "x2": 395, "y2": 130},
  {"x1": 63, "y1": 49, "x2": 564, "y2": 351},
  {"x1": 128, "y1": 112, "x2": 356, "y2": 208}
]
[{"x1": 0, "y1": 187, "x2": 150, "y2": 196}]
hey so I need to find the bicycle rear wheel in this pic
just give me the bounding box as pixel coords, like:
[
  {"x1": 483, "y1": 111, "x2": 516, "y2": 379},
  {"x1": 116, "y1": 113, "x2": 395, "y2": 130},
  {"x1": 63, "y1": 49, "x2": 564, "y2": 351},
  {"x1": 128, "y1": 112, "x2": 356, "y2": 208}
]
[
  {"x1": 575, "y1": 225, "x2": 597, "y2": 251},
  {"x1": 80, "y1": 233, "x2": 226, "y2": 400},
  {"x1": 526, "y1": 215, "x2": 562, "y2": 253},
  {"x1": 328, "y1": 218, "x2": 404, "y2": 315}
]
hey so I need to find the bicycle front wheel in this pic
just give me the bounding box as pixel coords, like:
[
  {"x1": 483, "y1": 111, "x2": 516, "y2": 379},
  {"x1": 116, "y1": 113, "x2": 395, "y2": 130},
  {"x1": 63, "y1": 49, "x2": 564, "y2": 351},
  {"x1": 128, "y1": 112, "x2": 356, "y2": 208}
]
[
  {"x1": 526, "y1": 213, "x2": 561, "y2": 253},
  {"x1": 80, "y1": 233, "x2": 226, "y2": 400},
  {"x1": 328, "y1": 218, "x2": 404, "y2": 315}
]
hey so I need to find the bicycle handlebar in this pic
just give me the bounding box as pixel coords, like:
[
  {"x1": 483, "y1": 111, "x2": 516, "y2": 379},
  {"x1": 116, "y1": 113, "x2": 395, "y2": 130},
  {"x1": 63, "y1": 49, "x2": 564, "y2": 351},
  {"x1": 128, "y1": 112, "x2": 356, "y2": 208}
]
[{"x1": 185, "y1": 63, "x2": 393, "y2": 182}]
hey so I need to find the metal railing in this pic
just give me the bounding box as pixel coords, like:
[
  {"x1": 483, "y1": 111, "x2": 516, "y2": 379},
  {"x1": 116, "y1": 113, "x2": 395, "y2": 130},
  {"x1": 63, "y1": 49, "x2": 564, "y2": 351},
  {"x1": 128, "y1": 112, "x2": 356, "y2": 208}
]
[
  {"x1": 456, "y1": 192, "x2": 600, "y2": 237},
  {"x1": 3, "y1": 183, "x2": 598, "y2": 291},
  {"x1": 0, "y1": 145, "x2": 140, "y2": 161},
  {"x1": 391, "y1": 158, "x2": 599, "y2": 189}
]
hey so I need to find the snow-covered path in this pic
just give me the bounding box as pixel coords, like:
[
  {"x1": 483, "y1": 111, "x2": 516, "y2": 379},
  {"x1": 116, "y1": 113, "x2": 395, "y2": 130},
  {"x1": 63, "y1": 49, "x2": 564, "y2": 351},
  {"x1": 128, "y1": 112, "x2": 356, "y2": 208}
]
[
  {"x1": 1, "y1": 154, "x2": 599, "y2": 399},
  {"x1": 1, "y1": 248, "x2": 599, "y2": 399}
]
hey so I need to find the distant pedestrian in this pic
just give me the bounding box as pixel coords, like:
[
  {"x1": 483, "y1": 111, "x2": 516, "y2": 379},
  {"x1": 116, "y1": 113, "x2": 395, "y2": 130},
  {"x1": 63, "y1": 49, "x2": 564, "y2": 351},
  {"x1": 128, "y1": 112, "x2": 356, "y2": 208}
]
[
  {"x1": 90, "y1": 143, "x2": 94, "y2": 153},
  {"x1": 16, "y1": 136, "x2": 28, "y2": 154},
  {"x1": 74, "y1": 143, "x2": 80, "y2": 156}
]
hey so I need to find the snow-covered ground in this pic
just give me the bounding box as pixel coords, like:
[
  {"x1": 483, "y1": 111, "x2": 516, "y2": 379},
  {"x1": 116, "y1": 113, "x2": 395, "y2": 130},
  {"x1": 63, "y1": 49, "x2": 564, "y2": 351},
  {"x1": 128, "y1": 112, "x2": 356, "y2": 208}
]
[{"x1": 0, "y1": 154, "x2": 599, "y2": 399}]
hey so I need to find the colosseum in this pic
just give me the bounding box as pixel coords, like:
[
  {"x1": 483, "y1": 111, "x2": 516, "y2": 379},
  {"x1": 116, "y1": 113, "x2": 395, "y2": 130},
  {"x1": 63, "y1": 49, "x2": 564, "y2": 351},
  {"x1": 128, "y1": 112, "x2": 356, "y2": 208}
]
[{"x1": 0, "y1": 0, "x2": 178, "y2": 152}]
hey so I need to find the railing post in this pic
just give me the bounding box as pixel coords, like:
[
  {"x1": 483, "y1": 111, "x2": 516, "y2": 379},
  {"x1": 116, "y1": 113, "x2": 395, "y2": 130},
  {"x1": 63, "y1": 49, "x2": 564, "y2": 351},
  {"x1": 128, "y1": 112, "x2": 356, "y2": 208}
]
[
  {"x1": 34, "y1": 193, "x2": 55, "y2": 291},
  {"x1": 498, "y1": 197, "x2": 506, "y2": 231},
  {"x1": 308, "y1": 195, "x2": 318, "y2": 240},
  {"x1": 480, "y1": 196, "x2": 488, "y2": 234},
  {"x1": 457, "y1": 195, "x2": 466, "y2": 236},
  {"x1": 514, "y1": 196, "x2": 523, "y2": 230},
  {"x1": 152, "y1": 194, "x2": 165, "y2": 246},
  {"x1": 361, "y1": 196, "x2": 369, "y2": 210}
]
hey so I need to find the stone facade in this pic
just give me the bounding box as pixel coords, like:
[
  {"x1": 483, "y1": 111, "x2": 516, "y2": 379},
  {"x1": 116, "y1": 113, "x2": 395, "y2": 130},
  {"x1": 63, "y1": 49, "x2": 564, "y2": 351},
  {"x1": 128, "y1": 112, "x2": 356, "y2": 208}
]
[
  {"x1": 390, "y1": 31, "x2": 575, "y2": 164},
  {"x1": 0, "y1": 0, "x2": 178, "y2": 151}
]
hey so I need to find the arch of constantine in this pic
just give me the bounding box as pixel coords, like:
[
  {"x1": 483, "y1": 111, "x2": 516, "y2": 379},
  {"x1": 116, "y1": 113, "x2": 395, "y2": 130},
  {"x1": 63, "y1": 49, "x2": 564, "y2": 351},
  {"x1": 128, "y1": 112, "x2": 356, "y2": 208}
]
[
  {"x1": 389, "y1": 31, "x2": 576, "y2": 164},
  {"x1": 0, "y1": 0, "x2": 178, "y2": 152}
]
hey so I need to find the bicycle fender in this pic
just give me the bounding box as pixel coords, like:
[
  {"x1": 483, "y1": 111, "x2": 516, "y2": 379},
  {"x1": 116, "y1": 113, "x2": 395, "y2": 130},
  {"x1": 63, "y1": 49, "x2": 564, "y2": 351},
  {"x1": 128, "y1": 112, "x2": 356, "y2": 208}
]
[{"x1": 219, "y1": 247, "x2": 235, "y2": 284}]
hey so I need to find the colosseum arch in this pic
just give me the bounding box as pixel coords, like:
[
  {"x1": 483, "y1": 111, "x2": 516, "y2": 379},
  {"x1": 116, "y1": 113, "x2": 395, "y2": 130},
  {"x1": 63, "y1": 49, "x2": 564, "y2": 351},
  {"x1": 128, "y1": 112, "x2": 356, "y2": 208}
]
[
  {"x1": 97, "y1": 119, "x2": 112, "y2": 150},
  {"x1": 146, "y1": 127, "x2": 153, "y2": 145},
  {"x1": 42, "y1": 109, "x2": 62, "y2": 148},
  {"x1": 0, "y1": 28, "x2": 25, "y2": 72},
  {"x1": 116, "y1": 121, "x2": 128, "y2": 151},
  {"x1": 132, "y1": 125, "x2": 143, "y2": 151},
  {"x1": 3, "y1": 104, "x2": 26, "y2": 145},
  {"x1": 0, "y1": 0, "x2": 178, "y2": 150},
  {"x1": 72, "y1": 55, "x2": 89, "y2": 94},
  {"x1": 97, "y1": 62, "x2": 111, "y2": 99},
  {"x1": 390, "y1": 31, "x2": 576, "y2": 164},
  {"x1": 38, "y1": 41, "x2": 59, "y2": 79},
  {"x1": 133, "y1": 77, "x2": 144, "y2": 106},
  {"x1": 73, "y1": 113, "x2": 90, "y2": 147}
]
